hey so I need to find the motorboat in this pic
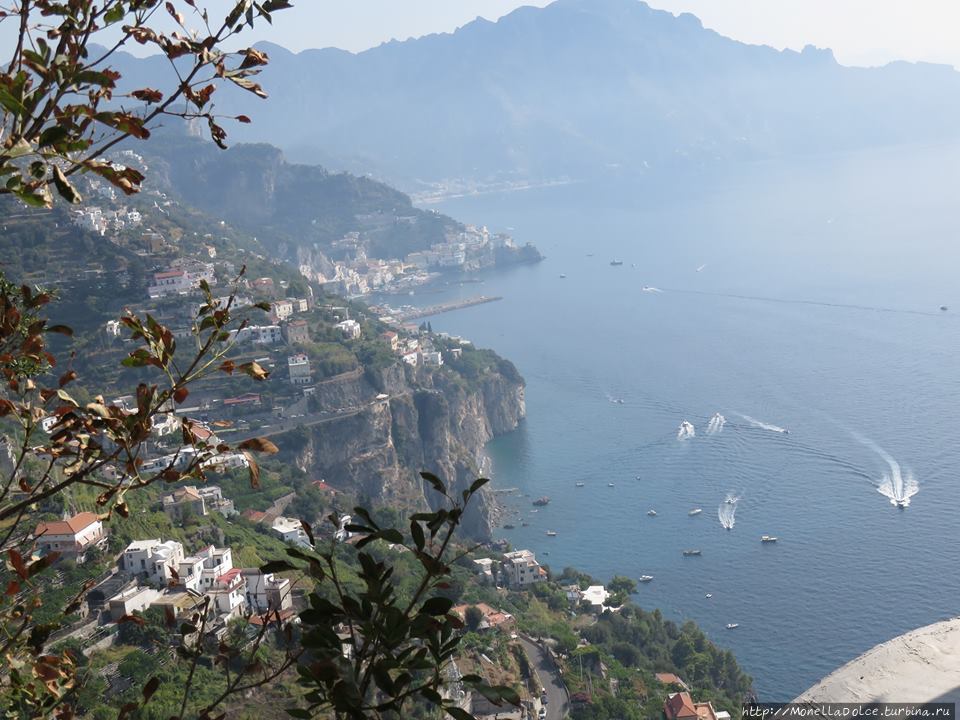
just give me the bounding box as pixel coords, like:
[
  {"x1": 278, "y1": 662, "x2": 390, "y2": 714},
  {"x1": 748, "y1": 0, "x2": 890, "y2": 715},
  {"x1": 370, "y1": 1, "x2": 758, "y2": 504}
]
[
  {"x1": 895, "y1": 499, "x2": 909, "y2": 509},
  {"x1": 682, "y1": 549, "x2": 702, "y2": 557},
  {"x1": 546, "y1": 530, "x2": 558, "y2": 537},
  {"x1": 647, "y1": 510, "x2": 657, "y2": 516},
  {"x1": 575, "y1": 482, "x2": 585, "y2": 487},
  {"x1": 610, "y1": 260, "x2": 624, "y2": 266},
  {"x1": 724, "y1": 498, "x2": 736, "y2": 505},
  {"x1": 559, "y1": 274, "x2": 567, "y2": 278},
  {"x1": 760, "y1": 535, "x2": 778, "y2": 543},
  {"x1": 607, "y1": 482, "x2": 615, "y2": 488},
  {"x1": 941, "y1": 305, "x2": 949, "y2": 312},
  {"x1": 705, "y1": 593, "x2": 713, "y2": 599},
  {"x1": 639, "y1": 575, "x2": 654, "y2": 582},
  {"x1": 688, "y1": 508, "x2": 703, "y2": 516},
  {"x1": 503, "y1": 524, "x2": 515, "y2": 530},
  {"x1": 726, "y1": 623, "x2": 739, "y2": 630}
]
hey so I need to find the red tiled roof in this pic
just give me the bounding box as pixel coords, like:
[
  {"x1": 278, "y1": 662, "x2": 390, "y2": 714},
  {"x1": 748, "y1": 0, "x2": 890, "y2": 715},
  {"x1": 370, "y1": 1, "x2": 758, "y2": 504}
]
[
  {"x1": 242, "y1": 510, "x2": 267, "y2": 523},
  {"x1": 311, "y1": 480, "x2": 337, "y2": 493},
  {"x1": 36, "y1": 512, "x2": 99, "y2": 537},
  {"x1": 656, "y1": 673, "x2": 685, "y2": 686},
  {"x1": 216, "y1": 568, "x2": 242, "y2": 584},
  {"x1": 665, "y1": 692, "x2": 699, "y2": 720},
  {"x1": 155, "y1": 270, "x2": 185, "y2": 279}
]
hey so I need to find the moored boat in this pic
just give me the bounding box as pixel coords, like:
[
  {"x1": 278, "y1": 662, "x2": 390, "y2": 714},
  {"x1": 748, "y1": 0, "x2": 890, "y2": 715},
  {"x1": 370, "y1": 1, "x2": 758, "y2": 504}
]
[
  {"x1": 546, "y1": 530, "x2": 558, "y2": 537},
  {"x1": 639, "y1": 575, "x2": 654, "y2": 582},
  {"x1": 688, "y1": 508, "x2": 703, "y2": 516},
  {"x1": 760, "y1": 535, "x2": 778, "y2": 543},
  {"x1": 682, "y1": 549, "x2": 702, "y2": 556},
  {"x1": 726, "y1": 623, "x2": 739, "y2": 629}
]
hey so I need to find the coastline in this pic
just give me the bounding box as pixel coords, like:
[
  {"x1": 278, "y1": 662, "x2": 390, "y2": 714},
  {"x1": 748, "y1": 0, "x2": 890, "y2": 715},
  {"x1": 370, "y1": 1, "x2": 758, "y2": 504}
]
[{"x1": 794, "y1": 618, "x2": 960, "y2": 702}]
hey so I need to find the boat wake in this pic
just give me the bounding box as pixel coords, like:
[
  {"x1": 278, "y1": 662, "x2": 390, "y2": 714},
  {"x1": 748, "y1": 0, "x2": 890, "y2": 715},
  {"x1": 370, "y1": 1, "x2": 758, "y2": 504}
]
[
  {"x1": 641, "y1": 286, "x2": 662, "y2": 293},
  {"x1": 677, "y1": 420, "x2": 696, "y2": 441},
  {"x1": 706, "y1": 413, "x2": 726, "y2": 435},
  {"x1": 718, "y1": 494, "x2": 738, "y2": 530},
  {"x1": 736, "y1": 413, "x2": 789, "y2": 435},
  {"x1": 851, "y1": 431, "x2": 918, "y2": 507}
]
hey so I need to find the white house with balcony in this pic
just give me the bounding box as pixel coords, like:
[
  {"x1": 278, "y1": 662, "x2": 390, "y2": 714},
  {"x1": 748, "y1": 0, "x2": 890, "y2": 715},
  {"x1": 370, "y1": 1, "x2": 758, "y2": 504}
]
[
  {"x1": 208, "y1": 568, "x2": 246, "y2": 616},
  {"x1": 241, "y1": 569, "x2": 293, "y2": 613},
  {"x1": 502, "y1": 550, "x2": 546, "y2": 588},
  {"x1": 122, "y1": 539, "x2": 185, "y2": 587},
  {"x1": 197, "y1": 545, "x2": 233, "y2": 590},
  {"x1": 272, "y1": 516, "x2": 311, "y2": 547},
  {"x1": 288, "y1": 354, "x2": 312, "y2": 385}
]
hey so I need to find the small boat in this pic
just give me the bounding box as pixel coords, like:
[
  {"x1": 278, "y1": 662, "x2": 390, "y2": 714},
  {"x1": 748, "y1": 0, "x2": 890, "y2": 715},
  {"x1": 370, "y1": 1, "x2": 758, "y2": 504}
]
[
  {"x1": 724, "y1": 497, "x2": 736, "y2": 505},
  {"x1": 530, "y1": 509, "x2": 538, "y2": 513},
  {"x1": 760, "y1": 535, "x2": 778, "y2": 543},
  {"x1": 610, "y1": 260, "x2": 624, "y2": 266},
  {"x1": 639, "y1": 575, "x2": 654, "y2": 583},
  {"x1": 726, "y1": 623, "x2": 739, "y2": 629},
  {"x1": 682, "y1": 549, "x2": 702, "y2": 557},
  {"x1": 647, "y1": 510, "x2": 657, "y2": 516},
  {"x1": 575, "y1": 482, "x2": 585, "y2": 487},
  {"x1": 546, "y1": 530, "x2": 557, "y2": 537},
  {"x1": 559, "y1": 274, "x2": 567, "y2": 278},
  {"x1": 635, "y1": 475, "x2": 641, "y2": 480},
  {"x1": 521, "y1": 522, "x2": 529, "y2": 527},
  {"x1": 895, "y1": 499, "x2": 909, "y2": 509},
  {"x1": 941, "y1": 305, "x2": 949, "y2": 312},
  {"x1": 532, "y1": 496, "x2": 551, "y2": 506},
  {"x1": 688, "y1": 508, "x2": 703, "y2": 516},
  {"x1": 607, "y1": 482, "x2": 615, "y2": 488},
  {"x1": 705, "y1": 593, "x2": 713, "y2": 599},
  {"x1": 503, "y1": 524, "x2": 515, "y2": 530}
]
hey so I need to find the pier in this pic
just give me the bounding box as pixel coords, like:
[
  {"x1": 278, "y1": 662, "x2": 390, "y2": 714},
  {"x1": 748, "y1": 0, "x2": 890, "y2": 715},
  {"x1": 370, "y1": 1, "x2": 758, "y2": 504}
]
[{"x1": 395, "y1": 295, "x2": 502, "y2": 321}]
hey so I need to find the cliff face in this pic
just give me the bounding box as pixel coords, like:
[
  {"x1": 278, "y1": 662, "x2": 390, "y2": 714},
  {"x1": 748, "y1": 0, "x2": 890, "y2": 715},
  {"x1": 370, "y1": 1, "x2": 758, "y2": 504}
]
[{"x1": 288, "y1": 361, "x2": 525, "y2": 539}]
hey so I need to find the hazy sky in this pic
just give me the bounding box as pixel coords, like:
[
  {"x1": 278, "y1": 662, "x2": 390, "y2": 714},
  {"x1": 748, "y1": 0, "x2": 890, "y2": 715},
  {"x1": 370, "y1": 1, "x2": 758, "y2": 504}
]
[{"x1": 204, "y1": 0, "x2": 960, "y2": 69}]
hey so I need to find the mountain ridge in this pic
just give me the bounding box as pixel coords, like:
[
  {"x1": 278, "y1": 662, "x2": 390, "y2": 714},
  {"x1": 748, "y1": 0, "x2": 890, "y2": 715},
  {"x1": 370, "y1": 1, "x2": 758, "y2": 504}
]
[{"x1": 105, "y1": 0, "x2": 960, "y2": 186}]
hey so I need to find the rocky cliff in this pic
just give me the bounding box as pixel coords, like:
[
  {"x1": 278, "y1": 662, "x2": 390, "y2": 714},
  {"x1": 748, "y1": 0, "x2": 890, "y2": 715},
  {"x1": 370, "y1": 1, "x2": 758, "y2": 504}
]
[{"x1": 284, "y1": 359, "x2": 525, "y2": 539}]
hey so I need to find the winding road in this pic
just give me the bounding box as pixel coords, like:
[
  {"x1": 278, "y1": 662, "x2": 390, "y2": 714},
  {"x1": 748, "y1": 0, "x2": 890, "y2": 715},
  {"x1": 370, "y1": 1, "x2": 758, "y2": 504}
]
[{"x1": 518, "y1": 636, "x2": 569, "y2": 720}]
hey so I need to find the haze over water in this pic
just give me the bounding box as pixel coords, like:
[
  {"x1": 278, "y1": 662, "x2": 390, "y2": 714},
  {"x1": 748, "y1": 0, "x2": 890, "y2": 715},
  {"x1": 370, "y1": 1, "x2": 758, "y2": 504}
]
[{"x1": 401, "y1": 143, "x2": 960, "y2": 699}]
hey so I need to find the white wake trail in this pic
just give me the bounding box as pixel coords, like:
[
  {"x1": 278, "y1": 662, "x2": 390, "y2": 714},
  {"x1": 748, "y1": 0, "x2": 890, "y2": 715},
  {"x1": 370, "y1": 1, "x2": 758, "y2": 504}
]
[
  {"x1": 851, "y1": 431, "x2": 919, "y2": 507},
  {"x1": 706, "y1": 413, "x2": 726, "y2": 435},
  {"x1": 718, "y1": 494, "x2": 738, "y2": 530},
  {"x1": 736, "y1": 413, "x2": 788, "y2": 435}
]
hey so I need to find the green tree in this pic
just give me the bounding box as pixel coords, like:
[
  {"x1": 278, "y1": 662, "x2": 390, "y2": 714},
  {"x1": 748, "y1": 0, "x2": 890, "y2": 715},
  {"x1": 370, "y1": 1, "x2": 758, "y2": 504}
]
[{"x1": 465, "y1": 605, "x2": 485, "y2": 631}]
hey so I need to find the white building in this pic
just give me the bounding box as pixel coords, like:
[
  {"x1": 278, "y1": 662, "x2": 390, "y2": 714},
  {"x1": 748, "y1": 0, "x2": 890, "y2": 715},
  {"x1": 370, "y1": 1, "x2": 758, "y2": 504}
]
[
  {"x1": 197, "y1": 545, "x2": 233, "y2": 590},
  {"x1": 147, "y1": 263, "x2": 216, "y2": 298},
  {"x1": 272, "y1": 516, "x2": 311, "y2": 547},
  {"x1": 401, "y1": 351, "x2": 419, "y2": 366},
  {"x1": 502, "y1": 550, "x2": 546, "y2": 588},
  {"x1": 107, "y1": 586, "x2": 162, "y2": 621},
  {"x1": 231, "y1": 325, "x2": 283, "y2": 345},
  {"x1": 421, "y1": 351, "x2": 443, "y2": 367},
  {"x1": 34, "y1": 512, "x2": 107, "y2": 563},
  {"x1": 336, "y1": 319, "x2": 362, "y2": 340},
  {"x1": 288, "y1": 354, "x2": 312, "y2": 385},
  {"x1": 121, "y1": 539, "x2": 185, "y2": 587},
  {"x1": 241, "y1": 569, "x2": 293, "y2": 613},
  {"x1": 271, "y1": 299, "x2": 294, "y2": 323},
  {"x1": 208, "y1": 568, "x2": 246, "y2": 616},
  {"x1": 176, "y1": 555, "x2": 205, "y2": 592},
  {"x1": 581, "y1": 585, "x2": 611, "y2": 612}
]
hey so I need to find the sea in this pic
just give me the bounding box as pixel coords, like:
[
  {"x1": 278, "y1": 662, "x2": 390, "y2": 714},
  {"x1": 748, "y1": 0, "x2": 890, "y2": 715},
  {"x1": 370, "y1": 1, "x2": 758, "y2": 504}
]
[{"x1": 398, "y1": 141, "x2": 960, "y2": 699}]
